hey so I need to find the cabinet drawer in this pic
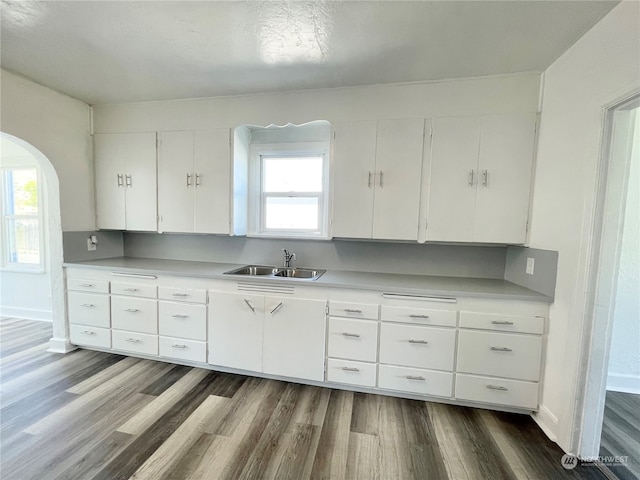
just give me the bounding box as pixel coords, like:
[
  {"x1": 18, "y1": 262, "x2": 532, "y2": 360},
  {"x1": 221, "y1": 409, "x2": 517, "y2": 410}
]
[
  {"x1": 158, "y1": 286, "x2": 207, "y2": 304},
  {"x1": 455, "y1": 374, "x2": 539, "y2": 410},
  {"x1": 326, "y1": 358, "x2": 377, "y2": 387},
  {"x1": 460, "y1": 311, "x2": 544, "y2": 335},
  {"x1": 381, "y1": 306, "x2": 457, "y2": 327},
  {"x1": 159, "y1": 336, "x2": 207, "y2": 363},
  {"x1": 159, "y1": 301, "x2": 206, "y2": 341},
  {"x1": 112, "y1": 330, "x2": 158, "y2": 356},
  {"x1": 378, "y1": 365, "x2": 453, "y2": 397},
  {"x1": 67, "y1": 278, "x2": 110, "y2": 294},
  {"x1": 67, "y1": 292, "x2": 110, "y2": 328},
  {"x1": 328, "y1": 318, "x2": 378, "y2": 362},
  {"x1": 329, "y1": 301, "x2": 379, "y2": 320},
  {"x1": 379, "y1": 323, "x2": 455, "y2": 371},
  {"x1": 69, "y1": 324, "x2": 111, "y2": 349},
  {"x1": 457, "y1": 330, "x2": 542, "y2": 381},
  {"x1": 111, "y1": 282, "x2": 157, "y2": 299},
  {"x1": 111, "y1": 297, "x2": 158, "y2": 334}
]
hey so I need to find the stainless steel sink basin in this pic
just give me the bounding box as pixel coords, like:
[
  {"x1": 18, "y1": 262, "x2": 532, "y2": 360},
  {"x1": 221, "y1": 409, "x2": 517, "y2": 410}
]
[{"x1": 223, "y1": 265, "x2": 325, "y2": 281}]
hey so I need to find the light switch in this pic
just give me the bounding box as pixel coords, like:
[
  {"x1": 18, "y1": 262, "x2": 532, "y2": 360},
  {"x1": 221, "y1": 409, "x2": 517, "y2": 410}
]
[{"x1": 526, "y1": 257, "x2": 535, "y2": 275}]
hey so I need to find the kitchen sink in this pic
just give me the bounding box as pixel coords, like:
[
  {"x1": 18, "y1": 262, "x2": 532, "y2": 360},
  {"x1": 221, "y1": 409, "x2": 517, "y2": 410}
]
[{"x1": 223, "y1": 265, "x2": 325, "y2": 281}]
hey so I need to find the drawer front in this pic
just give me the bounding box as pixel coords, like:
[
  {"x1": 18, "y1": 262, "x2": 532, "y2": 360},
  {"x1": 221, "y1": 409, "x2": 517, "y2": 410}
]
[
  {"x1": 67, "y1": 278, "x2": 110, "y2": 294},
  {"x1": 67, "y1": 292, "x2": 110, "y2": 328},
  {"x1": 329, "y1": 301, "x2": 379, "y2": 320},
  {"x1": 111, "y1": 297, "x2": 158, "y2": 334},
  {"x1": 457, "y1": 330, "x2": 542, "y2": 381},
  {"x1": 112, "y1": 330, "x2": 158, "y2": 356},
  {"x1": 158, "y1": 286, "x2": 207, "y2": 304},
  {"x1": 159, "y1": 301, "x2": 207, "y2": 341},
  {"x1": 69, "y1": 324, "x2": 111, "y2": 349},
  {"x1": 379, "y1": 323, "x2": 455, "y2": 371},
  {"x1": 378, "y1": 365, "x2": 453, "y2": 397},
  {"x1": 328, "y1": 317, "x2": 378, "y2": 362},
  {"x1": 326, "y1": 358, "x2": 377, "y2": 387},
  {"x1": 460, "y1": 311, "x2": 544, "y2": 335},
  {"x1": 381, "y1": 306, "x2": 457, "y2": 327},
  {"x1": 111, "y1": 282, "x2": 157, "y2": 299},
  {"x1": 455, "y1": 374, "x2": 539, "y2": 410},
  {"x1": 159, "y1": 336, "x2": 207, "y2": 363}
]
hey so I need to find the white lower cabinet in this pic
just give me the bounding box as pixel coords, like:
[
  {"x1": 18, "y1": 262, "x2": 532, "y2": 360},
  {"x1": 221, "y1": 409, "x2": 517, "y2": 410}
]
[
  {"x1": 69, "y1": 324, "x2": 111, "y2": 349},
  {"x1": 159, "y1": 301, "x2": 207, "y2": 340},
  {"x1": 159, "y1": 336, "x2": 207, "y2": 363},
  {"x1": 455, "y1": 374, "x2": 539, "y2": 410},
  {"x1": 379, "y1": 323, "x2": 456, "y2": 371},
  {"x1": 111, "y1": 296, "x2": 158, "y2": 334},
  {"x1": 326, "y1": 358, "x2": 377, "y2": 387},
  {"x1": 378, "y1": 365, "x2": 453, "y2": 397},
  {"x1": 112, "y1": 330, "x2": 158, "y2": 356},
  {"x1": 68, "y1": 292, "x2": 111, "y2": 328},
  {"x1": 327, "y1": 317, "x2": 378, "y2": 362}
]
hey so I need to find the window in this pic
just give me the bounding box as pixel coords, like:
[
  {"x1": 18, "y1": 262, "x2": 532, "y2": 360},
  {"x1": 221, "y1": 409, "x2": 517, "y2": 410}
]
[
  {"x1": 1, "y1": 168, "x2": 44, "y2": 270},
  {"x1": 250, "y1": 143, "x2": 329, "y2": 238}
]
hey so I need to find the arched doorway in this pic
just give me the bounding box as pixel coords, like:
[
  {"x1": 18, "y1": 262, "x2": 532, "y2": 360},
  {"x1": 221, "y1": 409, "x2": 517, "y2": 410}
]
[{"x1": 0, "y1": 132, "x2": 73, "y2": 353}]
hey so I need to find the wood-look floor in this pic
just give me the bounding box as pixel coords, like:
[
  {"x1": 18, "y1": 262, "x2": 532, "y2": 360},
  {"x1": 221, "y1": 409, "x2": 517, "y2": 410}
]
[
  {"x1": 1, "y1": 318, "x2": 607, "y2": 480},
  {"x1": 600, "y1": 390, "x2": 640, "y2": 480}
]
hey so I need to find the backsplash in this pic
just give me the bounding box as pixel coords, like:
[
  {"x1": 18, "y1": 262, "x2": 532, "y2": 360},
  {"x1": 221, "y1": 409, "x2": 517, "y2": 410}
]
[{"x1": 62, "y1": 231, "x2": 124, "y2": 262}]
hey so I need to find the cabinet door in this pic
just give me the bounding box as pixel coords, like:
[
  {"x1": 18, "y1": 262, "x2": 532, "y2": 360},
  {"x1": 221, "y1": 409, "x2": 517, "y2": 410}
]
[
  {"x1": 124, "y1": 132, "x2": 158, "y2": 231},
  {"x1": 194, "y1": 129, "x2": 231, "y2": 234},
  {"x1": 372, "y1": 118, "x2": 424, "y2": 241},
  {"x1": 331, "y1": 121, "x2": 377, "y2": 238},
  {"x1": 158, "y1": 131, "x2": 195, "y2": 233},
  {"x1": 426, "y1": 117, "x2": 480, "y2": 242},
  {"x1": 209, "y1": 292, "x2": 263, "y2": 372},
  {"x1": 94, "y1": 134, "x2": 126, "y2": 229},
  {"x1": 263, "y1": 297, "x2": 326, "y2": 381},
  {"x1": 474, "y1": 114, "x2": 536, "y2": 244}
]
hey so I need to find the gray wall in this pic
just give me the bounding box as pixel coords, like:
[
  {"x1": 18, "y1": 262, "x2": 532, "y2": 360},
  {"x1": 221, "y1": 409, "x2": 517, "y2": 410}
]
[
  {"x1": 504, "y1": 246, "x2": 558, "y2": 298},
  {"x1": 63, "y1": 231, "x2": 124, "y2": 262}
]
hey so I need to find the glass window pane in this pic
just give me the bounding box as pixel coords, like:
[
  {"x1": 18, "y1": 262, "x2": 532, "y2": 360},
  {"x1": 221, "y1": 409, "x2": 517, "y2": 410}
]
[
  {"x1": 5, "y1": 218, "x2": 40, "y2": 264},
  {"x1": 265, "y1": 197, "x2": 319, "y2": 230},
  {"x1": 4, "y1": 169, "x2": 38, "y2": 215},
  {"x1": 263, "y1": 156, "x2": 323, "y2": 193}
]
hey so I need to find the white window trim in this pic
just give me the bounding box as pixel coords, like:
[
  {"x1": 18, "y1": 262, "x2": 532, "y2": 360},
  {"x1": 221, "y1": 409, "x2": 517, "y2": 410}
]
[
  {"x1": 0, "y1": 167, "x2": 46, "y2": 273},
  {"x1": 248, "y1": 142, "x2": 330, "y2": 239}
]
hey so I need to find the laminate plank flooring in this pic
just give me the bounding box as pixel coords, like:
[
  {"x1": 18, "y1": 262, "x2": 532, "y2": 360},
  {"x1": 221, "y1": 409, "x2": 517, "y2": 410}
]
[
  {"x1": 0, "y1": 318, "x2": 608, "y2": 480},
  {"x1": 600, "y1": 390, "x2": 640, "y2": 480}
]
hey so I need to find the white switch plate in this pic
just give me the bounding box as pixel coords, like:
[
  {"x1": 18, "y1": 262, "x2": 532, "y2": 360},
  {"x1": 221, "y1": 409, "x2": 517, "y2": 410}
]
[
  {"x1": 526, "y1": 257, "x2": 535, "y2": 275},
  {"x1": 87, "y1": 238, "x2": 97, "y2": 251}
]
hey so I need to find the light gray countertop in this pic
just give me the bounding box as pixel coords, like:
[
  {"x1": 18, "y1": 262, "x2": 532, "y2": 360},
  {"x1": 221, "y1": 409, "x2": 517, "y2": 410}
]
[{"x1": 63, "y1": 257, "x2": 553, "y2": 302}]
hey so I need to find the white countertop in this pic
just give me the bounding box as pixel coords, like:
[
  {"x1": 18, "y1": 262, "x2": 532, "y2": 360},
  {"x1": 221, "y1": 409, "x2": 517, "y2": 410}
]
[{"x1": 63, "y1": 257, "x2": 553, "y2": 302}]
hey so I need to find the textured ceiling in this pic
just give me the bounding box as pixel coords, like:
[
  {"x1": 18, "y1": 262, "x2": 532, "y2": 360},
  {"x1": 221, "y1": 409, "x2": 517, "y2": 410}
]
[{"x1": 0, "y1": 1, "x2": 620, "y2": 105}]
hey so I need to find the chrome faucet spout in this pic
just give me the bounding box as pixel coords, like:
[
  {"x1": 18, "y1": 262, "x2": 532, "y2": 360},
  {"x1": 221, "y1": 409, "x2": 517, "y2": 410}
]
[{"x1": 282, "y1": 249, "x2": 296, "y2": 268}]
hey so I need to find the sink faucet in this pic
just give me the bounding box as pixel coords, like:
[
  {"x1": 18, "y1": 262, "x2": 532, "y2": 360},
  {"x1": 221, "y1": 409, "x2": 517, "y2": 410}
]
[{"x1": 282, "y1": 249, "x2": 296, "y2": 268}]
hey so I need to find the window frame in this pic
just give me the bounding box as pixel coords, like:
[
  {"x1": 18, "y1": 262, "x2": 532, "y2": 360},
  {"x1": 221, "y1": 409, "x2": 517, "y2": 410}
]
[
  {"x1": 0, "y1": 166, "x2": 45, "y2": 273},
  {"x1": 248, "y1": 142, "x2": 330, "y2": 239}
]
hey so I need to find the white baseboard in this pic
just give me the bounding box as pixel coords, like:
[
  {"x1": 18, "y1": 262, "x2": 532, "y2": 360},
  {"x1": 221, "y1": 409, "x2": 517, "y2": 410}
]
[
  {"x1": 47, "y1": 337, "x2": 77, "y2": 354},
  {"x1": 532, "y1": 404, "x2": 559, "y2": 443},
  {"x1": 606, "y1": 373, "x2": 640, "y2": 394},
  {"x1": 0, "y1": 306, "x2": 52, "y2": 322}
]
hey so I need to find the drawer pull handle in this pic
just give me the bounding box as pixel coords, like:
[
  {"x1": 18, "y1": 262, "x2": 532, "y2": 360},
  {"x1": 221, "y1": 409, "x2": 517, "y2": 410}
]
[
  {"x1": 409, "y1": 314, "x2": 430, "y2": 319},
  {"x1": 486, "y1": 385, "x2": 509, "y2": 391},
  {"x1": 344, "y1": 308, "x2": 362, "y2": 313},
  {"x1": 342, "y1": 332, "x2": 361, "y2": 338},
  {"x1": 125, "y1": 338, "x2": 141, "y2": 343},
  {"x1": 81, "y1": 330, "x2": 95, "y2": 335},
  {"x1": 80, "y1": 304, "x2": 95, "y2": 308},
  {"x1": 171, "y1": 314, "x2": 189, "y2": 319},
  {"x1": 125, "y1": 308, "x2": 139, "y2": 313},
  {"x1": 171, "y1": 344, "x2": 187, "y2": 349},
  {"x1": 123, "y1": 288, "x2": 139, "y2": 292},
  {"x1": 270, "y1": 302, "x2": 283, "y2": 315},
  {"x1": 172, "y1": 293, "x2": 189, "y2": 297},
  {"x1": 406, "y1": 375, "x2": 426, "y2": 381},
  {"x1": 491, "y1": 321, "x2": 515, "y2": 325},
  {"x1": 490, "y1": 347, "x2": 513, "y2": 352},
  {"x1": 244, "y1": 299, "x2": 256, "y2": 312},
  {"x1": 408, "y1": 339, "x2": 429, "y2": 344},
  {"x1": 79, "y1": 283, "x2": 94, "y2": 287},
  {"x1": 341, "y1": 367, "x2": 360, "y2": 372}
]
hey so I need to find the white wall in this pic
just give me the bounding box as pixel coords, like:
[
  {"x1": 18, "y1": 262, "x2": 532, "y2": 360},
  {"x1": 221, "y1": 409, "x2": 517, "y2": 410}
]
[
  {"x1": 607, "y1": 110, "x2": 640, "y2": 394},
  {"x1": 528, "y1": 1, "x2": 640, "y2": 451},
  {"x1": 0, "y1": 69, "x2": 93, "y2": 232}
]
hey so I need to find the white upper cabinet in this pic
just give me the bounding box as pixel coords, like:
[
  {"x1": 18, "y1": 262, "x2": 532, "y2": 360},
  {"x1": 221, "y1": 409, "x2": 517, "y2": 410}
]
[
  {"x1": 332, "y1": 118, "x2": 425, "y2": 241},
  {"x1": 425, "y1": 113, "x2": 536, "y2": 244},
  {"x1": 158, "y1": 129, "x2": 231, "y2": 234},
  {"x1": 94, "y1": 132, "x2": 157, "y2": 231}
]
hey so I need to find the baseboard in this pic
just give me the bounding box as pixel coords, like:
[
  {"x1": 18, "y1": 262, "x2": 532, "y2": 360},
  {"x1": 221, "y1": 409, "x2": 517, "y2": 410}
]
[
  {"x1": 606, "y1": 374, "x2": 640, "y2": 394},
  {"x1": 531, "y1": 404, "x2": 559, "y2": 443},
  {"x1": 47, "y1": 337, "x2": 77, "y2": 354},
  {"x1": 0, "y1": 306, "x2": 52, "y2": 322}
]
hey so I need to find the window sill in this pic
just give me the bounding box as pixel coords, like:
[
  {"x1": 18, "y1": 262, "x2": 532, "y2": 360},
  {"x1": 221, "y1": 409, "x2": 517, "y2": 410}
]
[
  {"x1": 247, "y1": 233, "x2": 332, "y2": 241},
  {"x1": 0, "y1": 266, "x2": 46, "y2": 274}
]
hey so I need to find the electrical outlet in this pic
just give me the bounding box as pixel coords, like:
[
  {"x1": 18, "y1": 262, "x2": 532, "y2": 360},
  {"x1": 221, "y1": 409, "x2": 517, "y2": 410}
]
[
  {"x1": 526, "y1": 257, "x2": 535, "y2": 275},
  {"x1": 87, "y1": 238, "x2": 97, "y2": 251}
]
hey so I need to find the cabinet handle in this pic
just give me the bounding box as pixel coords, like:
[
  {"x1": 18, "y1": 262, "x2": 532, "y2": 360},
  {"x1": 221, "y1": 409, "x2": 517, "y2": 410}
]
[
  {"x1": 406, "y1": 375, "x2": 426, "y2": 381},
  {"x1": 270, "y1": 302, "x2": 283, "y2": 315},
  {"x1": 244, "y1": 299, "x2": 255, "y2": 312},
  {"x1": 342, "y1": 332, "x2": 361, "y2": 338},
  {"x1": 171, "y1": 314, "x2": 188, "y2": 319},
  {"x1": 125, "y1": 308, "x2": 139, "y2": 313},
  {"x1": 195, "y1": 173, "x2": 201, "y2": 186},
  {"x1": 117, "y1": 173, "x2": 123, "y2": 187},
  {"x1": 368, "y1": 171, "x2": 372, "y2": 188},
  {"x1": 379, "y1": 170, "x2": 384, "y2": 188},
  {"x1": 171, "y1": 344, "x2": 187, "y2": 349},
  {"x1": 409, "y1": 314, "x2": 430, "y2": 319},
  {"x1": 81, "y1": 330, "x2": 95, "y2": 335},
  {"x1": 482, "y1": 170, "x2": 488, "y2": 187},
  {"x1": 125, "y1": 174, "x2": 132, "y2": 187},
  {"x1": 343, "y1": 308, "x2": 362, "y2": 314},
  {"x1": 79, "y1": 283, "x2": 94, "y2": 287},
  {"x1": 123, "y1": 288, "x2": 139, "y2": 292},
  {"x1": 172, "y1": 293, "x2": 189, "y2": 297},
  {"x1": 491, "y1": 320, "x2": 515, "y2": 325},
  {"x1": 408, "y1": 339, "x2": 429, "y2": 344},
  {"x1": 490, "y1": 346, "x2": 513, "y2": 352},
  {"x1": 80, "y1": 304, "x2": 95, "y2": 308},
  {"x1": 468, "y1": 169, "x2": 475, "y2": 186},
  {"x1": 341, "y1": 367, "x2": 360, "y2": 372},
  {"x1": 186, "y1": 173, "x2": 192, "y2": 187},
  {"x1": 486, "y1": 384, "x2": 508, "y2": 391},
  {"x1": 125, "y1": 338, "x2": 141, "y2": 343}
]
